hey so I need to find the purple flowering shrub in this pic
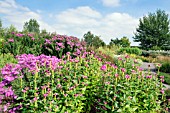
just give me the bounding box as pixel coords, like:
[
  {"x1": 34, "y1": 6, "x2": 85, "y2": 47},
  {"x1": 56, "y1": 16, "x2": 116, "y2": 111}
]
[
  {"x1": 1, "y1": 32, "x2": 86, "y2": 58},
  {"x1": 0, "y1": 52, "x2": 169, "y2": 112},
  {"x1": 41, "y1": 34, "x2": 86, "y2": 58}
]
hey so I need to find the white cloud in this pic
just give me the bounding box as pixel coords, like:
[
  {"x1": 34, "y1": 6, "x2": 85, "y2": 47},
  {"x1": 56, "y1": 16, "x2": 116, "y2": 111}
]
[
  {"x1": 54, "y1": 6, "x2": 139, "y2": 45},
  {"x1": 0, "y1": 0, "x2": 54, "y2": 31},
  {"x1": 101, "y1": 0, "x2": 120, "y2": 7},
  {"x1": 56, "y1": 6, "x2": 101, "y2": 27}
]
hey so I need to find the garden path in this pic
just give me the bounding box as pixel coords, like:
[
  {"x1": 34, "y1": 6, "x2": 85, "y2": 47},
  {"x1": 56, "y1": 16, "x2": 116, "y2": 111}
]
[{"x1": 140, "y1": 62, "x2": 170, "y2": 90}]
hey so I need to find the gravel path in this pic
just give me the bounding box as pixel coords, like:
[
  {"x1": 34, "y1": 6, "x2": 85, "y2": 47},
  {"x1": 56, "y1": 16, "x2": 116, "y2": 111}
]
[{"x1": 140, "y1": 62, "x2": 157, "y2": 72}]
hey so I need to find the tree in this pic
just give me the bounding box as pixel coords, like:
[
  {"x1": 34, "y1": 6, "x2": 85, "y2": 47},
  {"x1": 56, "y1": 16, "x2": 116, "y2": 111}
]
[
  {"x1": 0, "y1": 19, "x2": 4, "y2": 36},
  {"x1": 0, "y1": 19, "x2": 2, "y2": 29},
  {"x1": 83, "y1": 31, "x2": 105, "y2": 48},
  {"x1": 83, "y1": 31, "x2": 94, "y2": 47},
  {"x1": 41, "y1": 29, "x2": 48, "y2": 34},
  {"x1": 133, "y1": 9, "x2": 170, "y2": 50},
  {"x1": 109, "y1": 38, "x2": 121, "y2": 46},
  {"x1": 6, "y1": 25, "x2": 17, "y2": 33},
  {"x1": 23, "y1": 19, "x2": 40, "y2": 33},
  {"x1": 120, "y1": 36, "x2": 131, "y2": 47},
  {"x1": 109, "y1": 36, "x2": 131, "y2": 47}
]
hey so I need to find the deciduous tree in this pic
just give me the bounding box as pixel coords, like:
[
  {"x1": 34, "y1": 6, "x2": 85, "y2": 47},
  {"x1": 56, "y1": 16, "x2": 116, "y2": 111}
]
[{"x1": 23, "y1": 19, "x2": 40, "y2": 33}]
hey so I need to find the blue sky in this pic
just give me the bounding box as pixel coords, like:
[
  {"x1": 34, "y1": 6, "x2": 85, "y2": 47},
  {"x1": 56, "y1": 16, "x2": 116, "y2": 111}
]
[{"x1": 0, "y1": 0, "x2": 170, "y2": 45}]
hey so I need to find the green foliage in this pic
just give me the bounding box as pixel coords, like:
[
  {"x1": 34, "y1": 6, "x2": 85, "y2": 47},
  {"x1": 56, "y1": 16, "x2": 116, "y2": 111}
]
[
  {"x1": 0, "y1": 53, "x2": 17, "y2": 69},
  {"x1": 160, "y1": 62, "x2": 170, "y2": 73},
  {"x1": 150, "y1": 46, "x2": 161, "y2": 50},
  {"x1": 118, "y1": 47, "x2": 142, "y2": 55},
  {"x1": 83, "y1": 31, "x2": 106, "y2": 48},
  {"x1": 23, "y1": 19, "x2": 40, "y2": 33},
  {"x1": 0, "y1": 19, "x2": 4, "y2": 36},
  {"x1": 0, "y1": 19, "x2": 2, "y2": 29},
  {"x1": 96, "y1": 46, "x2": 116, "y2": 57},
  {"x1": 109, "y1": 36, "x2": 131, "y2": 47},
  {"x1": 134, "y1": 9, "x2": 170, "y2": 50}
]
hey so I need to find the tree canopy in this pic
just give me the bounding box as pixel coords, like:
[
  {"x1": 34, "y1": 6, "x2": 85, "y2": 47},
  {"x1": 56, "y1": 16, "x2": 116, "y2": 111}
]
[
  {"x1": 0, "y1": 19, "x2": 2, "y2": 29},
  {"x1": 133, "y1": 9, "x2": 170, "y2": 50},
  {"x1": 23, "y1": 19, "x2": 40, "y2": 33},
  {"x1": 109, "y1": 36, "x2": 131, "y2": 47},
  {"x1": 83, "y1": 31, "x2": 106, "y2": 48}
]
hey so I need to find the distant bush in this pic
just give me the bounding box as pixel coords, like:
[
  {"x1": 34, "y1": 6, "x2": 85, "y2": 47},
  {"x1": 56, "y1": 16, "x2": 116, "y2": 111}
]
[
  {"x1": 160, "y1": 62, "x2": 170, "y2": 73},
  {"x1": 118, "y1": 47, "x2": 142, "y2": 55}
]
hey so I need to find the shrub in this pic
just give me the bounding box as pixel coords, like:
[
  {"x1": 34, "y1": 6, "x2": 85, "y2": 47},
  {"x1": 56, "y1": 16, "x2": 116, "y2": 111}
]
[
  {"x1": 118, "y1": 47, "x2": 142, "y2": 55},
  {"x1": 160, "y1": 62, "x2": 170, "y2": 73},
  {"x1": 1, "y1": 32, "x2": 86, "y2": 58},
  {"x1": 0, "y1": 53, "x2": 168, "y2": 112}
]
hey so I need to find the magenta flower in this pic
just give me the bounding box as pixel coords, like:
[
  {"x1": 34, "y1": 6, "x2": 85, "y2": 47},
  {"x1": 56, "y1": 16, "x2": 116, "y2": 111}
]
[
  {"x1": 22, "y1": 89, "x2": 27, "y2": 93},
  {"x1": 125, "y1": 74, "x2": 130, "y2": 79},
  {"x1": 33, "y1": 97, "x2": 38, "y2": 101},
  {"x1": 45, "y1": 39, "x2": 51, "y2": 44},
  {"x1": 121, "y1": 68, "x2": 126, "y2": 73},
  {"x1": 160, "y1": 89, "x2": 164, "y2": 94},
  {"x1": 131, "y1": 70, "x2": 136, "y2": 73},
  {"x1": 160, "y1": 76, "x2": 164, "y2": 79},
  {"x1": 57, "y1": 84, "x2": 62, "y2": 89},
  {"x1": 114, "y1": 65, "x2": 118, "y2": 69},
  {"x1": 16, "y1": 33, "x2": 24, "y2": 37},
  {"x1": 3, "y1": 105, "x2": 8, "y2": 112},
  {"x1": 101, "y1": 65, "x2": 107, "y2": 71},
  {"x1": 104, "y1": 101, "x2": 107, "y2": 105},
  {"x1": 5, "y1": 87, "x2": 14, "y2": 97},
  {"x1": 82, "y1": 75, "x2": 88, "y2": 79},
  {"x1": 138, "y1": 68, "x2": 143, "y2": 71},
  {"x1": 125, "y1": 55, "x2": 130, "y2": 59},
  {"x1": 8, "y1": 38, "x2": 14, "y2": 42},
  {"x1": 31, "y1": 37, "x2": 35, "y2": 41},
  {"x1": 118, "y1": 57, "x2": 122, "y2": 60},
  {"x1": 146, "y1": 75, "x2": 152, "y2": 79},
  {"x1": 28, "y1": 33, "x2": 34, "y2": 37},
  {"x1": 105, "y1": 82, "x2": 110, "y2": 85},
  {"x1": 161, "y1": 79, "x2": 164, "y2": 82},
  {"x1": 168, "y1": 99, "x2": 170, "y2": 102},
  {"x1": 134, "y1": 59, "x2": 138, "y2": 63},
  {"x1": 114, "y1": 73, "x2": 118, "y2": 78},
  {"x1": 74, "y1": 94, "x2": 79, "y2": 97},
  {"x1": 43, "y1": 93, "x2": 48, "y2": 98},
  {"x1": 57, "y1": 42, "x2": 63, "y2": 47}
]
